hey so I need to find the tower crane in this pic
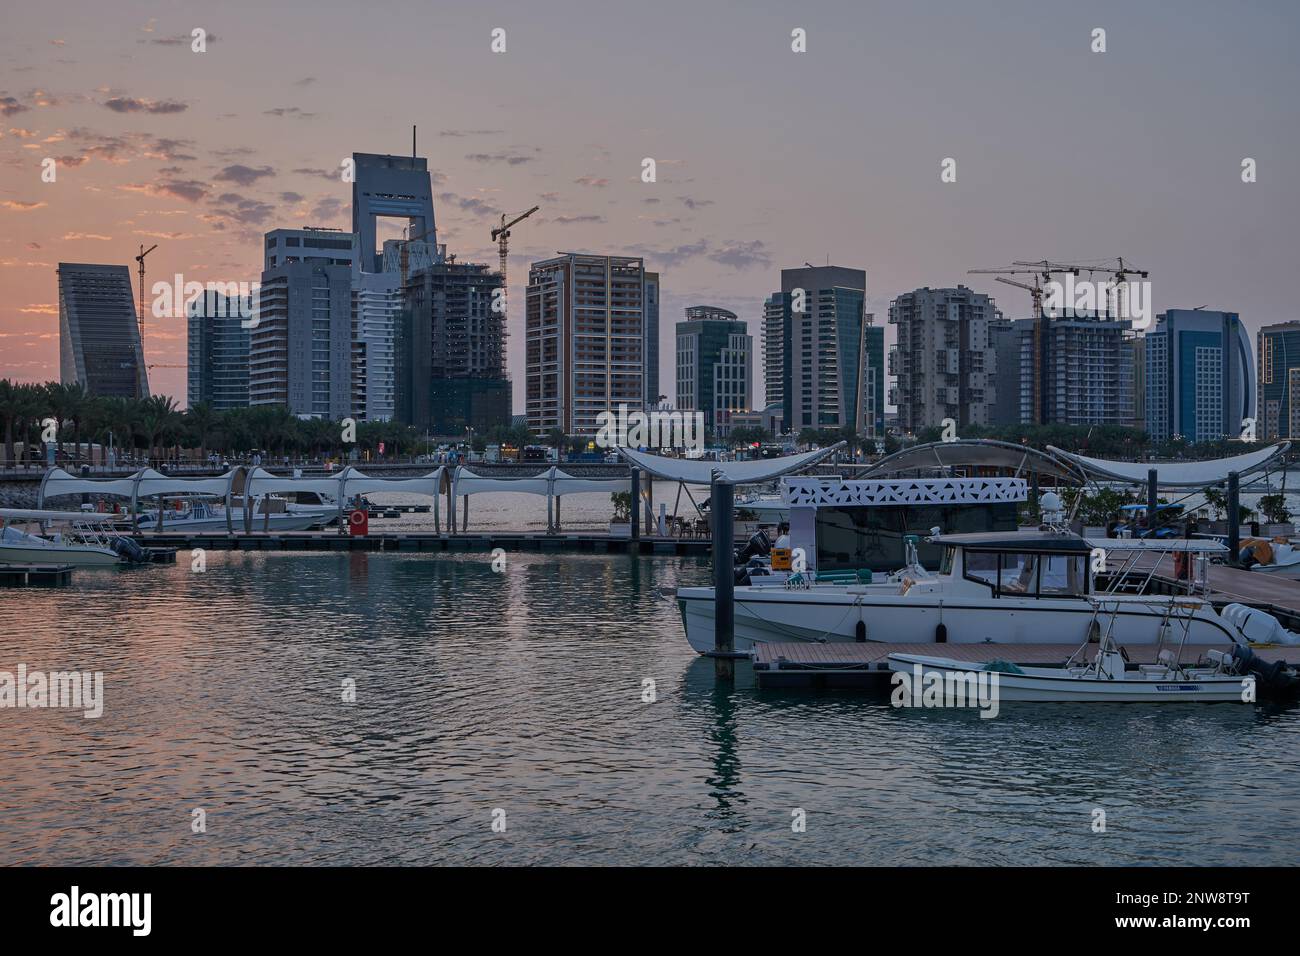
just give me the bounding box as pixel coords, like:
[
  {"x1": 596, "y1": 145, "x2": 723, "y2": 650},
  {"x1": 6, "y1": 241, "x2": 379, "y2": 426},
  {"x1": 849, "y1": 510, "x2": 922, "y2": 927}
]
[
  {"x1": 133, "y1": 243, "x2": 158, "y2": 399},
  {"x1": 1028, "y1": 257, "x2": 1149, "y2": 319},
  {"x1": 967, "y1": 264, "x2": 1077, "y2": 317},
  {"x1": 490, "y1": 206, "x2": 539, "y2": 325}
]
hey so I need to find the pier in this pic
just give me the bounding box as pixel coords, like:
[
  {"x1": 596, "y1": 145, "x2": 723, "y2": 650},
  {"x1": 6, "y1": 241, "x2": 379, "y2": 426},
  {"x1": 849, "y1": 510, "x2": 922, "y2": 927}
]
[
  {"x1": 130, "y1": 530, "x2": 711, "y2": 555},
  {"x1": 0, "y1": 563, "x2": 74, "y2": 587},
  {"x1": 752, "y1": 641, "x2": 1300, "y2": 689}
]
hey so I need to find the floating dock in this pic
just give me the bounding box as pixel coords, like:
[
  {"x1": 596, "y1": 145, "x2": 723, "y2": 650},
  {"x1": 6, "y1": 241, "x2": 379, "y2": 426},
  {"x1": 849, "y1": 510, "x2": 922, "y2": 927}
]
[
  {"x1": 131, "y1": 531, "x2": 710, "y2": 555},
  {"x1": 0, "y1": 564, "x2": 74, "y2": 587},
  {"x1": 752, "y1": 641, "x2": 1300, "y2": 689}
]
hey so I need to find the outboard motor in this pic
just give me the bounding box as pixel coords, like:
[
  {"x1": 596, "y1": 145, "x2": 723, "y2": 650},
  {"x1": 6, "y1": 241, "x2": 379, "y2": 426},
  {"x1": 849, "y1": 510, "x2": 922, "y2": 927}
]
[
  {"x1": 1229, "y1": 644, "x2": 1296, "y2": 692},
  {"x1": 111, "y1": 536, "x2": 148, "y2": 564},
  {"x1": 734, "y1": 528, "x2": 772, "y2": 566}
]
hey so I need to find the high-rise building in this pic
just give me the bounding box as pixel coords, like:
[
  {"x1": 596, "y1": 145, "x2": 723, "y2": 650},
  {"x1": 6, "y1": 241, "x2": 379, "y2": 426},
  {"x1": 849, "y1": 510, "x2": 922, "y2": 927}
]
[
  {"x1": 187, "y1": 293, "x2": 250, "y2": 410},
  {"x1": 250, "y1": 228, "x2": 360, "y2": 418},
  {"x1": 888, "y1": 286, "x2": 1000, "y2": 434},
  {"x1": 58, "y1": 262, "x2": 148, "y2": 398},
  {"x1": 352, "y1": 152, "x2": 438, "y2": 273},
  {"x1": 524, "y1": 253, "x2": 650, "y2": 438},
  {"x1": 355, "y1": 272, "x2": 400, "y2": 422},
  {"x1": 1258, "y1": 321, "x2": 1300, "y2": 441},
  {"x1": 764, "y1": 266, "x2": 882, "y2": 436},
  {"x1": 644, "y1": 272, "x2": 661, "y2": 407},
  {"x1": 1016, "y1": 314, "x2": 1135, "y2": 426},
  {"x1": 396, "y1": 260, "x2": 509, "y2": 434},
  {"x1": 1145, "y1": 309, "x2": 1255, "y2": 443},
  {"x1": 676, "y1": 306, "x2": 752, "y2": 437}
]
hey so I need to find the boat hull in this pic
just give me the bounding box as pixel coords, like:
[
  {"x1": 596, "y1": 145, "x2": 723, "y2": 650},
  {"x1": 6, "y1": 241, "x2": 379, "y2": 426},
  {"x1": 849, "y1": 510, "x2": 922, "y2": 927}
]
[
  {"x1": 677, "y1": 586, "x2": 1242, "y2": 654},
  {"x1": 887, "y1": 654, "x2": 1251, "y2": 703},
  {"x1": 0, "y1": 543, "x2": 121, "y2": 567}
]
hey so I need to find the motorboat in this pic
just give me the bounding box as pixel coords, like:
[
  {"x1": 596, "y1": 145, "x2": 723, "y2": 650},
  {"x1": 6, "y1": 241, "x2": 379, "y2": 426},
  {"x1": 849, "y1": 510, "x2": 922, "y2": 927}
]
[
  {"x1": 887, "y1": 600, "x2": 1256, "y2": 703},
  {"x1": 133, "y1": 498, "x2": 329, "y2": 533},
  {"x1": 679, "y1": 528, "x2": 1282, "y2": 654},
  {"x1": 0, "y1": 508, "x2": 144, "y2": 566},
  {"x1": 1238, "y1": 537, "x2": 1300, "y2": 579}
]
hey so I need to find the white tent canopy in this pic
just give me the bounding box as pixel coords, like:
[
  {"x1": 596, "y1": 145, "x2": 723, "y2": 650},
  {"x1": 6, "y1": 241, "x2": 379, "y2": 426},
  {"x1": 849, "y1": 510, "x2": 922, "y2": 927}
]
[
  {"x1": 243, "y1": 465, "x2": 446, "y2": 501},
  {"x1": 38, "y1": 466, "x2": 241, "y2": 509},
  {"x1": 615, "y1": 444, "x2": 843, "y2": 485},
  {"x1": 1047, "y1": 442, "x2": 1289, "y2": 488},
  {"x1": 450, "y1": 465, "x2": 629, "y2": 533}
]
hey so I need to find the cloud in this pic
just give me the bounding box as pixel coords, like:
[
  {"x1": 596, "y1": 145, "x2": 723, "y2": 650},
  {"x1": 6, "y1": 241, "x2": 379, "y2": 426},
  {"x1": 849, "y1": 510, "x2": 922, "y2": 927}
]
[
  {"x1": 679, "y1": 196, "x2": 715, "y2": 210},
  {"x1": 263, "y1": 107, "x2": 318, "y2": 119},
  {"x1": 292, "y1": 167, "x2": 343, "y2": 182},
  {"x1": 0, "y1": 96, "x2": 29, "y2": 116},
  {"x1": 0, "y1": 200, "x2": 46, "y2": 211},
  {"x1": 575, "y1": 175, "x2": 609, "y2": 188},
  {"x1": 551, "y1": 214, "x2": 605, "y2": 225},
  {"x1": 293, "y1": 77, "x2": 316, "y2": 87},
  {"x1": 207, "y1": 192, "x2": 276, "y2": 225},
  {"x1": 61, "y1": 232, "x2": 113, "y2": 241},
  {"x1": 103, "y1": 96, "x2": 189, "y2": 114},
  {"x1": 280, "y1": 191, "x2": 305, "y2": 203},
  {"x1": 214, "y1": 163, "x2": 275, "y2": 186},
  {"x1": 18, "y1": 304, "x2": 57, "y2": 314},
  {"x1": 437, "y1": 192, "x2": 501, "y2": 218},
  {"x1": 440, "y1": 129, "x2": 503, "y2": 137},
  {"x1": 148, "y1": 32, "x2": 219, "y2": 46},
  {"x1": 62, "y1": 129, "x2": 198, "y2": 165},
  {"x1": 7, "y1": 127, "x2": 37, "y2": 138},
  {"x1": 308, "y1": 196, "x2": 344, "y2": 223},
  {"x1": 465, "y1": 150, "x2": 537, "y2": 166},
  {"x1": 707, "y1": 240, "x2": 771, "y2": 271},
  {"x1": 132, "y1": 229, "x2": 194, "y2": 240},
  {"x1": 119, "y1": 179, "x2": 210, "y2": 202}
]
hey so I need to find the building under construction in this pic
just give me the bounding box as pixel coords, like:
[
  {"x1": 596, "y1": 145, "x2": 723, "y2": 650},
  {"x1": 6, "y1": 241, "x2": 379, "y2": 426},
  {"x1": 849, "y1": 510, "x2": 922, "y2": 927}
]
[{"x1": 395, "y1": 260, "x2": 510, "y2": 435}]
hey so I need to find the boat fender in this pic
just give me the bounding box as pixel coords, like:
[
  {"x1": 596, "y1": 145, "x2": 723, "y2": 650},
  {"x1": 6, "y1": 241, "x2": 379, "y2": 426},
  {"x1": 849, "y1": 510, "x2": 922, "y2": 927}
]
[
  {"x1": 855, "y1": 620, "x2": 866, "y2": 643},
  {"x1": 935, "y1": 622, "x2": 947, "y2": 644}
]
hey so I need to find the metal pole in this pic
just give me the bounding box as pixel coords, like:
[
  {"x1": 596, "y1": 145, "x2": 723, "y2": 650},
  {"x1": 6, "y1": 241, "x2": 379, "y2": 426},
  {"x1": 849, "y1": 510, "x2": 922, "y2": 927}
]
[
  {"x1": 1147, "y1": 468, "x2": 1158, "y2": 535},
  {"x1": 712, "y1": 477, "x2": 735, "y2": 682},
  {"x1": 1227, "y1": 471, "x2": 1240, "y2": 563},
  {"x1": 630, "y1": 467, "x2": 641, "y2": 543}
]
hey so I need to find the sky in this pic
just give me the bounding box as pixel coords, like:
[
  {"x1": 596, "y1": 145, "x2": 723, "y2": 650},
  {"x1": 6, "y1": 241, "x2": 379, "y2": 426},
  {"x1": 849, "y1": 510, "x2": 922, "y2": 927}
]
[{"x1": 1, "y1": 0, "x2": 1298, "y2": 410}]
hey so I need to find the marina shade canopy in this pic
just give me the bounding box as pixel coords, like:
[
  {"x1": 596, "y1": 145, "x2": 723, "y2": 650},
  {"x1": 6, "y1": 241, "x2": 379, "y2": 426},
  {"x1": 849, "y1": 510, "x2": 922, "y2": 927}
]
[
  {"x1": 615, "y1": 444, "x2": 843, "y2": 485},
  {"x1": 244, "y1": 466, "x2": 446, "y2": 500},
  {"x1": 1046, "y1": 442, "x2": 1289, "y2": 488},
  {"x1": 862, "y1": 440, "x2": 1085, "y2": 483},
  {"x1": 38, "y1": 467, "x2": 241, "y2": 508},
  {"x1": 452, "y1": 466, "x2": 628, "y2": 496}
]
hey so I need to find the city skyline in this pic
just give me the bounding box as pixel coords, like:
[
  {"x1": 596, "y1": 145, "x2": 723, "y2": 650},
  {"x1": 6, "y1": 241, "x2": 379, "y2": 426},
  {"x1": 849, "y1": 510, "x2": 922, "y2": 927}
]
[{"x1": 3, "y1": 1, "x2": 1299, "y2": 413}]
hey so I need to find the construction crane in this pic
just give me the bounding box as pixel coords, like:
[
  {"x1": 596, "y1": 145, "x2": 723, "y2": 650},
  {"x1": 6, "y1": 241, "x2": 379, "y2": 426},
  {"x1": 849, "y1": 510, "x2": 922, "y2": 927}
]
[
  {"x1": 490, "y1": 206, "x2": 539, "y2": 323},
  {"x1": 133, "y1": 243, "x2": 158, "y2": 399},
  {"x1": 396, "y1": 226, "x2": 433, "y2": 291},
  {"x1": 967, "y1": 264, "x2": 1077, "y2": 317},
  {"x1": 1028, "y1": 257, "x2": 1149, "y2": 319}
]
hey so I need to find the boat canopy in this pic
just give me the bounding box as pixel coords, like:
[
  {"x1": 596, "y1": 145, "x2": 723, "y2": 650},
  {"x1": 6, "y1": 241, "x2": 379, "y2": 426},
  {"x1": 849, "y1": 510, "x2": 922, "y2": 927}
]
[
  {"x1": 615, "y1": 443, "x2": 843, "y2": 485},
  {"x1": 930, "y1": 531, "x2": 1228, "y2": 554},
  {"x1": 861, "y1": 439, "x2": 1086, "y2": 482},
  {"x1": 1046, "y1": 442, "x2": 1289, "y2": 488}
]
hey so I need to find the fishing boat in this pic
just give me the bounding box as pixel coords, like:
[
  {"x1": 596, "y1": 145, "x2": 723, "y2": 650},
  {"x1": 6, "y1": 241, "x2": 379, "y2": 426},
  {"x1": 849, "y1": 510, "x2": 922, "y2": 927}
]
[
  {"x1": 886, "y1": 599, "x2": 1255, "y2": 703},
  {"x1": 0, "y1": 508, "x2": 143, "y2": 566}
]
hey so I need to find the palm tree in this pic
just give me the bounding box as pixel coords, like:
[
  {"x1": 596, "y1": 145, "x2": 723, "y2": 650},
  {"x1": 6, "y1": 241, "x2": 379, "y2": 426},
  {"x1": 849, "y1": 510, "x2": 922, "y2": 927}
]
[
  {"x1": 0, "y1": 379, "x2": 21, "y2": 467},
  {"x1": 185, "y1": 402, "x2": 217, "y2": 461},
  {"x1": 139, "y1": 394, "x2": 179, "y2": 464},
  {"x1": 63, "y1": 383, "x2": 88, "y2": 464},
  {"x1": 42, "y1": 382, "x2": 72, "y2": 459}
]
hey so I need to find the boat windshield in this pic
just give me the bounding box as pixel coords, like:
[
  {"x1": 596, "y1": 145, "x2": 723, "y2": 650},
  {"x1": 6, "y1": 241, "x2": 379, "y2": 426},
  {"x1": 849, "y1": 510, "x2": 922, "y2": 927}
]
[{"x1": 962, "y1": 549, "x2": 1088, "y2": 597}]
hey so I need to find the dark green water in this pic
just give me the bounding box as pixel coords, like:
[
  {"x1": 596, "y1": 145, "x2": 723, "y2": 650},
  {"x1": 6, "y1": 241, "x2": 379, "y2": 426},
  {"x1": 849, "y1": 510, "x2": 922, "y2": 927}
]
[{"x1": 1, "y1": 550, "x2": 1297, "y2": 865}]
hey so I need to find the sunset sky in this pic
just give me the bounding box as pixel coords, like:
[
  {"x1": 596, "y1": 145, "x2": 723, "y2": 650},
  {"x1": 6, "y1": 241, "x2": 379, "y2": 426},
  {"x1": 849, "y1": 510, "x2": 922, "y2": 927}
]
[{"x1": 2, "y1": 0, "x2": 1298, "y2": 409}]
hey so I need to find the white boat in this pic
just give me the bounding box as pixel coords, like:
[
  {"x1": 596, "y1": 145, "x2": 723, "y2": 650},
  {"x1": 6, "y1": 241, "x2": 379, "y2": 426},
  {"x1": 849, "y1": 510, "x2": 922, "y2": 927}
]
[
  {"x1": 887, "y1": 605, "x2": 1254, "y2": 703},
  {"x1": 679, "y1": 530, "x2": 1259, "y2": 654},
  {"x1": 0, "y1": 508, "x2": 132, "y2": 566},
  {"x1": 1240, "y1": 538, "x2": 1300, "y2": 579},
  {"x1": 134, "y1": 499, "x2": 328, "y2": 533}
]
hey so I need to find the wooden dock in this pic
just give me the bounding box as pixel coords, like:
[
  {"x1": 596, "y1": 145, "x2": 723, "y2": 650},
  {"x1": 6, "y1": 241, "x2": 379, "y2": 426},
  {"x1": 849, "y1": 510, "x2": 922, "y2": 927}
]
[
  {"x1": 130, "y1": 531, "x2": 710, "y2": 556},
  {"x1": 752, "y1": 640, "x2": 1300, "y2": 689},
  {"x1": 1137, "y1": 555, "x2": 1300, "y2": 629},
  {"x1": 0, "y1": 563, "x2": 74, "y2": 587}
]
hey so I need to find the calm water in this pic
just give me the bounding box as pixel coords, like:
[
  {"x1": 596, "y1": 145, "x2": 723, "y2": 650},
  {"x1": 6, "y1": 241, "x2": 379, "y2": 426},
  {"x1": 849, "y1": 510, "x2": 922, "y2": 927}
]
[{"x1": 2, "y1": 545, "x2": 1298, "y2": 866}]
